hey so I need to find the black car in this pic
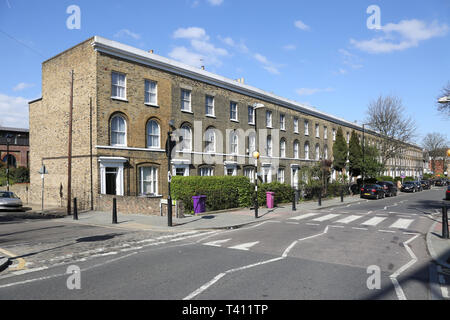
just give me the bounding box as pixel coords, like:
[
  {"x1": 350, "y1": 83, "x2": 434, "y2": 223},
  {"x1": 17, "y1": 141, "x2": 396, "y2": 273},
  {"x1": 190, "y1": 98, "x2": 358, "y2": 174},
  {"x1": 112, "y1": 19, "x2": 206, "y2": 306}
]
[
  {"x1": 413, "y1": 181, "x2": 423, "y2": 191},
  {"x1": 360, "y1": 184, "x2": 385, "y2": 200},
  {"x1": 376, "y1": 181, "x2": 398, "y2": 197},
  {"x1": 401, "y1": 181, "x2": 418, "y2": 193},
  {"x1": 420, "y1": 180, "x2": 431, "y2": 190},
  {"x1": 436, "y1": 179, "x2": 446, "y2": 186},
  {"x1": 446, "y1": 186, "x2": 450, "y2": 200}
]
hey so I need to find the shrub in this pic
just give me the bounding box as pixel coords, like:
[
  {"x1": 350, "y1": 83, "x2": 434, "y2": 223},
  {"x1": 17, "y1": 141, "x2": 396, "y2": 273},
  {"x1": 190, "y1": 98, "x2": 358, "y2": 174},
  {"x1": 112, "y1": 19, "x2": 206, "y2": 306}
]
[
  {"x1": 377, "y1": 176, "x2": 394, "y2": 182},
  {"x1": 171, "y1": 176, "x2": 253, "y2": 213},
  {"x1": 257, "y1": 182, "x2": 294, "y2": 206}
]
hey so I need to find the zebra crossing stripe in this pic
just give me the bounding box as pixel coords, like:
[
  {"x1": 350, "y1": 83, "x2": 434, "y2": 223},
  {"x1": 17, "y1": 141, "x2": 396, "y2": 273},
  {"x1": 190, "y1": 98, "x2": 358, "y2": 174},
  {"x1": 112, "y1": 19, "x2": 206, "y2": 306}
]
[
  {"x1": 389, "y1": 218, "x2": 414, "y2": 229},
  {"x1": 312, "y1": 214, "x2": 341, "y2": 222},
  {"x1": 361, "y1": 217, "x2": 387, "y2": 226},
  {"x1": 335, "y1": 215, "x2": 363, "y2": 224},
  {"x1": 290, "y1": 213, "x2": 320, "y2": 221}
]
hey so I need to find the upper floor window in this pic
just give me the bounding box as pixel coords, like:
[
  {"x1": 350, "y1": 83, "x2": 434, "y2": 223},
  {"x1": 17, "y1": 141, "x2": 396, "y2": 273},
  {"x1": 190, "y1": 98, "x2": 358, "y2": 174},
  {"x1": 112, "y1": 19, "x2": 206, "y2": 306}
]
[
  {"x1": 205, "y1": 95, "x2": 215, "y2": 116},
  {"x1": 145, "y1": 80, "x2": 157, "y2": 105},
  {"x1": 304, "y1": 142, "x2": 310, "y2": 160},
  {"x1": 248, "y1": 133, "x2": 256, "y2": 154},
  {"x1": 205, "y1": 128, "x2": 216, "y2": 153},
  {"x1": 315, "y1": 124, "x2": 320, "y2": 138},
  {"x1": 315, "y1": 144, "x2": 320, "y2": 161},
  {"x1": 324, "y1": 126, "x2": 328, "y2": 140},
  {"x1": 266, "y1": 135, "x2": 273, "y2": 156},
  {"x1": 181, "y1": 89, "x2": 192, "y2": 112},
  {"x1": 332, "y1": 128, "x2": 336, "y2": 141},
  {"x1": 180, "y1": 125, "x2": 192, "y2": 152},
  {"x1": 147, "y1": 120, "x2": 160, "y2": 149},
  {"x1": 294, "y1": 117, "x2": 299, "y2": 133},
  {"x1": 304, "y1": 120, "x2": 309, "y2": 136},
  {"x1": 248, "y1": 106, "x2": 255, "y2": 124},
  {"x1": 266, "y1": 110, "x2": 272, "y2": 128},
  {"x1": 346, "y1": 132, "x2": 350, "y2": 144},
  {"x1": 230, "y1": 130, "x2": 238, "y2": 155},
  {"x1": 111, "y1": 72, "x2": 126, "y2": 99},
  {"x1": 230, "y1": 102, "x2": 238, "y2": 121},
  {"x1": 294, "y1": 140, "x2": 299, "y2": 159},
  {"x1": 110, "y1": 115, "x2": 126, "y2": 146},
  {"x1": 324, "y1": 145, "x2": 328, "y2": 159},
  {"x1": 280, "y1": 114, "x2": 286, "y2": 131},
  {"x1": 280, "y1": 138, "x2": 286, "y2": 158}
]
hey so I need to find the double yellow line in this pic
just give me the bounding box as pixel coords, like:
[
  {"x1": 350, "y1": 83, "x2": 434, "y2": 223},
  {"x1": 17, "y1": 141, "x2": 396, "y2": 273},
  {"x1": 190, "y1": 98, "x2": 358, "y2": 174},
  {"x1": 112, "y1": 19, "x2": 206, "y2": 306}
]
[{"x1": 0, "y1": 248, "x2": 26, "y2": 271}]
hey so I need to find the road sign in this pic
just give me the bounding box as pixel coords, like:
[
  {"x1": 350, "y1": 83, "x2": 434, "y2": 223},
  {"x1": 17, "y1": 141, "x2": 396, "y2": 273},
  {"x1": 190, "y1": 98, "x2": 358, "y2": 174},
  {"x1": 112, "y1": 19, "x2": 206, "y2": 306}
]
[{"x1": 39, "y1": 165, "x2": 48, "y2": 175}]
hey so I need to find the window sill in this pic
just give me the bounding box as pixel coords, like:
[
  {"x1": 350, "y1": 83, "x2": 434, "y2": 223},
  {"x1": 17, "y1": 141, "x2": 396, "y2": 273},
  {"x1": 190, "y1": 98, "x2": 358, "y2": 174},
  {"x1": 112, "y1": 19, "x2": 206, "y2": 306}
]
[
  {"x1": 230, "y1": 119, "x2": 239, "y2": 123},
  {"x1": 206, "y1": 114, "x2": 216, "y2": 118},
  {"x1": 181, "y1": 110, "x2": 194, "y2": 115},
  {"x1": 248, "y1": 122, "x2": 255, "y2": 126},
  {"x1": 139, "y1": 194, "x2": 163, "y2": 198},
  {"x1": 145, "y1": 103, "x2": 159, "y2": 108},
  {"x1": 111, "y1": 97, "x2": 128, "y2": 103}
]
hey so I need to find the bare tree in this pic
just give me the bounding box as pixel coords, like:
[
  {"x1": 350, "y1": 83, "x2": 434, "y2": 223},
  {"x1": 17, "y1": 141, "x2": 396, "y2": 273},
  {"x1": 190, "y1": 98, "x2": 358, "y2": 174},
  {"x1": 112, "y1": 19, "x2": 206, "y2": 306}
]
[
  {"x1": 437, "y1": 82, "x2": 450, "y2": 116},
  {"x1": 422, "y1": 132, "x2": 449, "y2": 174},
  {"x1": 365, "y1": 95, "x2": 417, "y2": 168}
]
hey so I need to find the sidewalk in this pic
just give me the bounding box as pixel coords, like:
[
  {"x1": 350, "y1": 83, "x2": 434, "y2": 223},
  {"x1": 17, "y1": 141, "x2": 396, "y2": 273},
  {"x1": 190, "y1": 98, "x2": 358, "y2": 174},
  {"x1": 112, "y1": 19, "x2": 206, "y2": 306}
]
[
  {"x1": 57, "y1": 194, "x2": 363, "y2": 232},
  {"x1": 426, "y1": 204, "x2": 450, "y2": 269}
]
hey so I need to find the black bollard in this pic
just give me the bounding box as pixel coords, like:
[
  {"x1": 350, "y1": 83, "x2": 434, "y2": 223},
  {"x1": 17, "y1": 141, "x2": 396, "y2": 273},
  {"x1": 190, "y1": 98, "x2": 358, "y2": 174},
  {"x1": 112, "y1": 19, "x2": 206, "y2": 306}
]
[
  {"x1": 292, "y1": 190, "x2": 296, "y2": 211},
  {"x1": 73, "y1": 197, "x2": 78, "y2": 220},
  {"x1": 340, "y1": 187, "x2": 344, "y2": 202},
  {"x1": 112, "y1": 198, "x2": 118, "y2": 224},
  {"x1": 443, "y1": 205, "x2": 449, "y2": 239},
  {"x1": 318, "y1": 188, "x2": 322, "y2": 206}
]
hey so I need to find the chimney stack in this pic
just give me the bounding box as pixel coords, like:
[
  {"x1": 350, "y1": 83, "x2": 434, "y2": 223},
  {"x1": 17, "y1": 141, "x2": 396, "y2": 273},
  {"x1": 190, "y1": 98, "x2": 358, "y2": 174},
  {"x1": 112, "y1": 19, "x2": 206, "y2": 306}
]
[
  {"x1": 149, "y1": 50, "x2": 154, "y2": 54},
  {"x1": 201, "y1": 66, "x2": 205, "y2": 70}
]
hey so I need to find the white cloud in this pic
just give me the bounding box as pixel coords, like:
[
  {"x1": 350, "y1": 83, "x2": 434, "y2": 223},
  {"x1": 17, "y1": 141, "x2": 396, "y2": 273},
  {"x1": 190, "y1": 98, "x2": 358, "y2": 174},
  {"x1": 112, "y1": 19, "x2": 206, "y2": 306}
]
[
  {"x1": 173, "y1": 27, "x2": 209, "y2": 40},
  {"x1": 218, "y1": 35, "x2": 249, "y2": 53},
  {"x1": 13, "y1": 82, "x2": 35, "y2": 92},
  {"x1": 207, "y1": 0, "x2": 223, "y2": 6},
  {"x1": 294, "y1": 20, "x2": 310, "y2": 31},
  {"x1": 0, "y1": 94, "x2": 30, "y2": 128},
  {"x1": 351, "y1": 19, "x2": 448, "y2": 54},
  {"x1": 168, "y1": 47, "x2": 205, "y2": 68},
  {"x1": 254, "y1": 53, "x2": 269, "y2": 64},
  {"x1": 296, "y1": 87, "x2": 334, "y2": 96},
  {"x1": 253, "y1": 53, "x2": 281, "y2": 74},
  {"x1": 338, "y1": 49, "x2": 363, "y2": 70},
  {"x1": 283, "y1": 44, "x2": 296, "y2": 51},
  {"x1": 263, "y1": 65, "x2": 280, "y2": 75},
  {"x1": 114, "y1": 29, "x2": 141, "y2": 40},
  {"x1": 191, "y1": 39, "x2": 228, "y2": 57}
]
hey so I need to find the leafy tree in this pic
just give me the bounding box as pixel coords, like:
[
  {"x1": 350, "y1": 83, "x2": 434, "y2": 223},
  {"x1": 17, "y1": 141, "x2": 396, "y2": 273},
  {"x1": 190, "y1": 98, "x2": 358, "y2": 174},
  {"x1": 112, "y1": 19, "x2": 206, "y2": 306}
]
[
  {"x1": 348, "y1": 130, "x2": 362, "y2": 179},
  {"x1": 332, "y1": 127, "x2": 348, "y2": 179},
  {"x1": 362, "y1": 144, "x2": 384, "y2": 179}
]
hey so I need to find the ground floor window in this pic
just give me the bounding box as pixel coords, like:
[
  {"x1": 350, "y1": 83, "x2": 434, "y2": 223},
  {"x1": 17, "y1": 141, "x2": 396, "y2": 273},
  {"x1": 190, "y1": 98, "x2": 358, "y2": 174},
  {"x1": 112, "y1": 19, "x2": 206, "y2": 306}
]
[
  {"x1": 200, "y1": 167, "x2": 214, "y2": 176},
  {"x1": 225, "y1": 165, "x2": 237, "y2": 176},
  {"x1": 99, "y1": 157, "x2": 126, "y2": 196},
  {"x1": 262, "y1": 166, "x2": 272, "y2": 183},
  {"x1": 244, "y1": 167, "x2": 255, "y2": 183},
  {"x1": 139, "y1": 166, "x2": 158, "y2": 196},
  {"x1": 277, "y1": 168, "x2": 285, "y2": 183}
]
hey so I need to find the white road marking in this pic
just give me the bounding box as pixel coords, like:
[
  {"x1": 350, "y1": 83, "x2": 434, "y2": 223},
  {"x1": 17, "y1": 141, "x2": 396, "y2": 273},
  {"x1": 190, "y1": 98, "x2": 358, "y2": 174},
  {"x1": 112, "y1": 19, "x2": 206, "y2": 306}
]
[
  {"x1": 312, "y1": 214, "x2": 341, "y2": 222},
  {"x1": 335, "y1": 215, "x2": 363, "y2": 224},
  {"x1": 389, "y1": 218, "x2": 414, "y2": 229},
  {"x1": 306, "y1": 223, "x2": 320, "y2": 226},
  {"x1": 329, "y1": 225, "x2": 344, "y2": 228},
  {"x1": 439, "y1": 275, "x2": 449, "y2": 298},
  {"x1": 184, "y1": 227, "x2": 330, "y2": 300},
  {"x1": 229, "y1": 241, "x2": 260, "y2": 251},
  {"x1": 361, "y1": 217, "x2": 387, "y2": 226},
  {"x1": 352, "y1": 227, "x2": 368, "y2": 231},
  {"x1": 378, "y1": 230, "x2": 396, "y2": 233},
  {"x1": 285, "y1": 222, "x2": 299, "y2": 225},
  {"x1": 290, "y1": 213, "x2": 321, "y2": 221},
  {"x1": 203, "y1": 239, "x2": 232, "y2": 247},
  {"x1": 389, "y1": 234, "x2": 420, "y2": 300}
]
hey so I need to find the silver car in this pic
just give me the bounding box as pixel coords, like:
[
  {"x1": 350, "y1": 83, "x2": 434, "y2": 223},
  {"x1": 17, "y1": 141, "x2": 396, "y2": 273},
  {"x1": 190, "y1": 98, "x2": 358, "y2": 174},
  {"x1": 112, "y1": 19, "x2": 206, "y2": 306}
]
[{"x1": 0, "y1": 191, "x2": 23, "y2": 210}]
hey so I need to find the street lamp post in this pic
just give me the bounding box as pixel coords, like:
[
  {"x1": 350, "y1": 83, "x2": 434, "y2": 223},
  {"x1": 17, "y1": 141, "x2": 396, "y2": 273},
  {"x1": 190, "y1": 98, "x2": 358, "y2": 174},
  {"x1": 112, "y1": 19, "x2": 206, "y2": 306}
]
[
  {"x1": 252, "y1": 103, "x2": 264, "y2": 219},
  {"x1": 6, "y1": 134, "x2": 13, "y2": 191},
  {"x1": 166, "y1": 120, "x2": 176, "y2": 227}
]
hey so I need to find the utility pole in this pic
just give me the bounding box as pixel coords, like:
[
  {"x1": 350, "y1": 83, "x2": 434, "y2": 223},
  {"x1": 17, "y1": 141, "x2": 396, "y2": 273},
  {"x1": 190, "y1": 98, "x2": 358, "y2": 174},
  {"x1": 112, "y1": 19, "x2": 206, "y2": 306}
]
[{"x1": 67, "y1": 70, "x2": 74, "y2": 215}]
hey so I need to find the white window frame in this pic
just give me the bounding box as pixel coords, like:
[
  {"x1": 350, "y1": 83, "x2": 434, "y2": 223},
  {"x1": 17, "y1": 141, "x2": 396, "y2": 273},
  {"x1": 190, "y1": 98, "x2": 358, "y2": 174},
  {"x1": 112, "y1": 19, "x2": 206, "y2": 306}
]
[
  {"x1": 248, "y1": 106, "x2": 255, "y2": 125},
  {"x1": 147, "y1": 120, "x2": 160, "y2": 149},
  {"x1": 280, "y1": 114, "x2": 286, "y2": 131},
  {"x1": 173, "y1": 164, "x2": 190, "y2": 177},
  {"x1": 324, "y1": 145, "x2": 328, "y2": 159},
  {"x1": 248, "y1": 134, "x2": 256, "y2": 154},
  {"x1": 266, "y1": 110, "x2": 273, "y2": 128},
  {"x1": 332, "y1": 128, "x2": 336, "y2": 141},
  {"x1": 144, "y1": 80, "x2": 157, "y2": 106},
  {"x1": 244, "y1": 167, "x2": 255, "y2": 183},
  {"x1": 294, "y1": 141, "x2": 299, "y2": 159},
  {"x1": 225, "y1": 164, "x2": 237, "y2": 176},
  {"x1": 99, "y1": 157, "x2": 126, "y2": 196},
  {"x1": 266, "y1": 135, "x2": 273, "y2": 157},
  {"x1": 294, "y1": 117, "x2": 299, "y2": 133},
  {"x1": 315, "y1": 144, "x2": 320, "y2": 161},
  {"x1": 324, "y1": 126, "x2": 328, "y2": 140},
  {"x1": 230, "y1": 102, "x2": 238, "y2": 121},
  {"x1": 181, "y1": 89, "x2": 192, "y2": 112},
  {"x1": 315, "y1": 124, "x2": 320, "y2": 138},
  {"x1": 200, "y1": 167, "x2": 214, "y2": 176},
  {"x1": 305, "y1": 142, "x2": 310, "y2": 160},
  {"x1": 139, "y1": 166, "x2": 159, "y2": 196},
  {"x1": 111, "y1": 72, "x2": 126, "y2": 100},
  {"x1": 230, "y1": 130, "x2": 238, "y2": 155},
  {"x1": 304, "y1": 120, "x2": 309, "y2": 136},
  {"x1": 205, "y1": 129, "x2": 216, "y2": 153},
  {"x1": 111, "y1": 115, "x2": 127, "y2": 147},
  {"x1": 205, "y1": 95, "x2": 215, "y2": 117},
  {"x1": 280, "y1": 139, "x2": 286, "y2": 158},
  {"x1": 277, "y1": 168, "x2": 285, "y2": 183},
  {"x1": 180, "y1": 125, "x2": 192, "y2": 152}
]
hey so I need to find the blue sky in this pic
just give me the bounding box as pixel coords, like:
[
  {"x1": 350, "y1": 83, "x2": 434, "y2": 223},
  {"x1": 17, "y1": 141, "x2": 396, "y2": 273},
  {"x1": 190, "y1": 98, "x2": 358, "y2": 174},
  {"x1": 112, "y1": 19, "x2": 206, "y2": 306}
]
[{"x1": 0, "y1": 0, "x2": 449, "y2": 143}]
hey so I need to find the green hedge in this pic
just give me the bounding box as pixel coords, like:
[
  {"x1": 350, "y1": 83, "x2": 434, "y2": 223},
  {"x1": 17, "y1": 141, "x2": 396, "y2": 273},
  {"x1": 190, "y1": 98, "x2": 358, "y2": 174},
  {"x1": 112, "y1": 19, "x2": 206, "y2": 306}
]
[
  {"x1": 171, "y1": 176, "x2": 295, "y2": 213},
  {"x1": 0, "y1": 167, "x2": 30, "y2": 186}
]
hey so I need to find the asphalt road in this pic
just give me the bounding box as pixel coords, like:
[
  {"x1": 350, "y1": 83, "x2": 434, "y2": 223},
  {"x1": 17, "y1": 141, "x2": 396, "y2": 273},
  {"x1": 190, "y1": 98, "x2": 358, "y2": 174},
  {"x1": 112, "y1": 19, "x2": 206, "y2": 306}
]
[{"x1": 0, "y1": 187, "x2": 447, "y2": 300}]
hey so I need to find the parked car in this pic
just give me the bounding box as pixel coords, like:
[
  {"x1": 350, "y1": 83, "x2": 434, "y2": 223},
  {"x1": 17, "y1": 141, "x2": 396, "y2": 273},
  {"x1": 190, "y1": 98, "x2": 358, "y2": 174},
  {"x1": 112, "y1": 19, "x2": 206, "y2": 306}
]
[
  {"x1": 0, "y1": 191, "x2": 23, "y2": 210},
  {"x1": 413, "y1": 181, "x2": 423, "y2": 191},
  {"x1": 436, "y1": 179, "x2": 446, "y2": 186},
  {"x1": 360, "y1": 184, "x2": 385, "y2": 200},
  {"x1": 401, "y1": 181, "x2": 418, "y2": 193},
  {"x1": 376, "y1": 181, "x2": 398, "y2": 197},
  {"x1": 446, "y1": 186, "x2": 450, "y2": 200},
  {"x1": 420, "y1": 180, "x2": 431, "y2": 190}
]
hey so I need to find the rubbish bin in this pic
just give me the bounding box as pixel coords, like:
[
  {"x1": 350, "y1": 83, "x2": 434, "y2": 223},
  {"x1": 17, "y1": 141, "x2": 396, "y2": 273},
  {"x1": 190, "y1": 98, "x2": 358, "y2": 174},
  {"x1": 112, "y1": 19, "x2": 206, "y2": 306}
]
[
  {"x1": 192, "y1": 195, "x2": 206, "y2": 214},
  {"x1": 266, "y1": 192, "x2": 275, "y2": 209}
]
